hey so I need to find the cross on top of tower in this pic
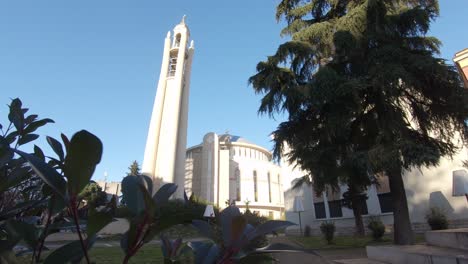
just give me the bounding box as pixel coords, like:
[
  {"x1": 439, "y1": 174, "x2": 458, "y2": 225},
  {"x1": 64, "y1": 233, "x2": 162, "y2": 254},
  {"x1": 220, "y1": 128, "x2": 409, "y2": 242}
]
[{"x1": 181, "y1": 15, "x2": 186, "y2": 25}]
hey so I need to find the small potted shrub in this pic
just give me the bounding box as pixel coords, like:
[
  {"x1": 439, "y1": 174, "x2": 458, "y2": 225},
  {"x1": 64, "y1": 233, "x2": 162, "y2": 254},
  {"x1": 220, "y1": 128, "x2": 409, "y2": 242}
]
[
  {"x1": 367, "y1": 216, "x2": 385, "y2": 241},
  {"x1": 426, "y1": 207, "x2": 449, "y2": 230},
  {"x1": 320, "y1": 221, "x2": 335, "y2": 244}
]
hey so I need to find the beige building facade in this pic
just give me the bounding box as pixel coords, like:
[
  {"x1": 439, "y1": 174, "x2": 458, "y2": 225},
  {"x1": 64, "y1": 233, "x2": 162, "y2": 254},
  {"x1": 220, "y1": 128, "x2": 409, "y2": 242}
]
[
  {"x1": 185, "y1": 133, "x2": 285, "y2": 219},
  {"x1": 284, "y1": 146, "x2": 468, "y2": 235}
]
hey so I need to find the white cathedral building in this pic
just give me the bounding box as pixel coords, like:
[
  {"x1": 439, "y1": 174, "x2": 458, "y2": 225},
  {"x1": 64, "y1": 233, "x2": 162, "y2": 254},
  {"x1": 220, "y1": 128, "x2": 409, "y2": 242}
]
[{"x1": 184, "y1": 133, "x2": 285, "y2": 218}]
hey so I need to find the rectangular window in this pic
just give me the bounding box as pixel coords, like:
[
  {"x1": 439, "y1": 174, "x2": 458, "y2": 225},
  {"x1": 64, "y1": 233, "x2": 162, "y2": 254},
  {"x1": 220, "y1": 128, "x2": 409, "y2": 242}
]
[
  {"x1": 378, "y1": 193, "x2": 393, "y2": 213},
  {"x1": 376, "y1": 174, "x2": 393, "y2": 213},
  {"x1": 314, "y1": 202, "x2": 326, "y2": 219},
  {"x1": 253, "y1": 171, "x2": 258, "y2": 202},
  {"x1": 268, "y1": 173, "x2": 272, "y2": 203},
  {"x1": 313, "y1": 192, "x2": 326, "y2": 219},
  {"x1": 168, "y1": 54, "x2": 177, "y2": 77},
  {"x1": 328, "y1": 200, "x2": 343, "y2": 218},
  {"x1": 326, "y1": 188, "x2": 343, "y2": 218}
]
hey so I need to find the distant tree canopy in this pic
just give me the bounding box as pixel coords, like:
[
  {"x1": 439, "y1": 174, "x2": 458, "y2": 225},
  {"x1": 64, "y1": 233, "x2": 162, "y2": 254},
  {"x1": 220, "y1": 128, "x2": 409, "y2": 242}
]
[
  {"x1": 250, "y1": 0, "x2": 468, "y2": 245},
  {"x1": 126, "y1": 160, "x2": 141, "y2": 176},
  {"x1": 79, "y1": 181, "x2": 107, "y2": 207}
]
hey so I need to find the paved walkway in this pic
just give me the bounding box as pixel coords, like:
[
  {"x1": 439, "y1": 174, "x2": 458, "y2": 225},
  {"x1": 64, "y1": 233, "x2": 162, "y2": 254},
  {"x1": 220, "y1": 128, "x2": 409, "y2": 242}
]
[{"x1": 269, "y1": 236, "x2": 369, "y2": 264}]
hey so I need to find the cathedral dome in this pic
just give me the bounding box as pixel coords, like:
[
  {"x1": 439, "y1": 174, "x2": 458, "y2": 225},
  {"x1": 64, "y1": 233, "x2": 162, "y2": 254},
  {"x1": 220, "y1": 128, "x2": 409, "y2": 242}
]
[{"x1": 218, "y1": 134, "x2": 253, "y2": 145}]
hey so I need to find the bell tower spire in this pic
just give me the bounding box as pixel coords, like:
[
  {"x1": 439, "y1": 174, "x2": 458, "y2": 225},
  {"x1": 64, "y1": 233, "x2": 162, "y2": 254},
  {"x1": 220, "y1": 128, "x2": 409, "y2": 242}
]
[{"x1": 142, "y1": 18, "x2": 195, "y2": 197}]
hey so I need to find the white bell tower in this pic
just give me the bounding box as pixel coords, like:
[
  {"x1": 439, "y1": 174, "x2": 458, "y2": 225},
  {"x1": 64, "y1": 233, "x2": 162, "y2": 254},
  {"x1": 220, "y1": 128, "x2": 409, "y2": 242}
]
[{"x1": 142, "y1": 16, "x2": 194, "y2": 197}]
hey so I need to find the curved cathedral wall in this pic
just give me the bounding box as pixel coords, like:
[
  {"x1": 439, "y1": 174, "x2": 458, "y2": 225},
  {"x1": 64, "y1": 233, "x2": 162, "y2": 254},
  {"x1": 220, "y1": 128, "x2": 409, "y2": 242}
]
[{"x1": 185, "y1": 133, "x2": 285, "y2": 219}]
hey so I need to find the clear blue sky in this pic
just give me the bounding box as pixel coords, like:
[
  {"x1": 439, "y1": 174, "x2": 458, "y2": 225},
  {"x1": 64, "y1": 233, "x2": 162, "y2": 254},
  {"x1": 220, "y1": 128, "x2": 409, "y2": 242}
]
[{"x1": 1, "y1": 1, "x2": 467, "y2": 182}]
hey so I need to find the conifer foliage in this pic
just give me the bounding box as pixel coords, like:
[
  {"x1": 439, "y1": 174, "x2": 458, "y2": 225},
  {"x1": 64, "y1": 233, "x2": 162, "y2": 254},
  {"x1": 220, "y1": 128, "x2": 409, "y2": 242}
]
[{"x1": 250, "y1": 0, "x2": 468, "y2": 245}]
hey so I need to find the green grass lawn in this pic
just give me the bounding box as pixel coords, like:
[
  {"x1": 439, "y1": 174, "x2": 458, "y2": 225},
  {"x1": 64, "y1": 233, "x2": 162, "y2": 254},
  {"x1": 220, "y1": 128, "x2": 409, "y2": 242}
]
[
  {"x1": 17, "y1": 245, "x2": 165, "y2": 264},
  {"x1": 291, "y1": 234, "x2": 425, "y2": 250}
]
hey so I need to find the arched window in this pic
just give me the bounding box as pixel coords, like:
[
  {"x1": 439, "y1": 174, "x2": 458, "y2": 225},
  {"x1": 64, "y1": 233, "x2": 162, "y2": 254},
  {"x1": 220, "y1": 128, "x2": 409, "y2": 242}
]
[
  {"x1": 253, "y1": 170, "x2": 258, "y2": 202},
  {"x1": 174, "y1": 34, "x2": 181, "y2": 47},
  {"x1": 267, "y1": 172, "x2": 272, "y2": 203},
  {"x1": 236, "y1": 168, "x2": 241, "y2": 201},
  {"x1": 168, "y1": 51, "x2": 178, "y2": 77},
  {"x1": 277, "y1": 174, "x2": 281, "y2": 203}
]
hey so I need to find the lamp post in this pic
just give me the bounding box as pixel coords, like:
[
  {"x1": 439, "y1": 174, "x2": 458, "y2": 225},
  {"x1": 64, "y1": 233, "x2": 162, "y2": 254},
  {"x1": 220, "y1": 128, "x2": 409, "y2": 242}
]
[
  {"x1": 452, "y1": 170, "x2": 468, "y2": 204},
  {"x1": 293, "y1": 196, "x2": 305, "y2": 235}
]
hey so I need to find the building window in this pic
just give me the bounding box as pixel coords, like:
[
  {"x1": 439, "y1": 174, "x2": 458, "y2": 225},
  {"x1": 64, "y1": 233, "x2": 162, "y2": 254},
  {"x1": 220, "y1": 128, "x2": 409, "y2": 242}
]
[
  {"x1": 376, "y1": 174, "x2": 393, "y2": 213},
  {"x1": 267, "y1": 172, "x2": 272, "y2": 203},
  {"x1": 168, "y1": 52, "x2": 177, "y2": 77},
  {"x1": 326, "y1": 188, "x2": 343, "y2": 218},
  {"x1": 236, "y1": 168, "x2": 241, "y2": 201},
  {"x1": 313, "y1": 192, "x2": 326, "y2": 219},
  {"x1": 253, "y1": 170, "x2": 258, "y2": 202},
  {"x1": 174, "y1": 33, "x2": 181, "y2": 47},
  {"x1": 277, "y1": 174, "x2": 281, "y2": 204}
]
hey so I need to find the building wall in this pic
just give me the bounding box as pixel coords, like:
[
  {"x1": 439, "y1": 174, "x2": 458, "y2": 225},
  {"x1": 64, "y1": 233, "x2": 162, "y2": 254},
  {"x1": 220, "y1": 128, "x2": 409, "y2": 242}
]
[{"x1": 283, "y1": 148, "x2": 468, "y2": 234}]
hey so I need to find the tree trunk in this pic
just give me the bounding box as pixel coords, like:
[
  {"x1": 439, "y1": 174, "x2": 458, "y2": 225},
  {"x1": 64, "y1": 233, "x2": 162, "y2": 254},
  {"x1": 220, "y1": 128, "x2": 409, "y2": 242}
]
[
  {"x1": 351, "y1": 195, "x2": 365, "y2": 237},
  {"x1": 387, "y1": 167, "x2": 414, "y2": 245}
]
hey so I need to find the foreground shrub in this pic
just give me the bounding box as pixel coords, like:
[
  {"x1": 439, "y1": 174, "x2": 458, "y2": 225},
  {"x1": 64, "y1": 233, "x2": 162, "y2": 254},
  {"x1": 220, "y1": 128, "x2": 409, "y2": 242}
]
[
  {"x1": 320, "y1": 221, "x2": 335, "y2": 244},
  {"x1": 426, "y1": 207, "x2": 449, "y2": 230},
  {"x1": 190, "y1": 206, "x2": 294, "y2": 263},
  {"x1": 367, "y1": 216, "x2": 385, "y2": 241}
]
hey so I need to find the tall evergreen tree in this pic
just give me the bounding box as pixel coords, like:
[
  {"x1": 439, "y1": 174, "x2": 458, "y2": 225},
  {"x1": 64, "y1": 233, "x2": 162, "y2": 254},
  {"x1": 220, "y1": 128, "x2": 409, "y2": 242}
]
[
  {"x1": 250, "y1": 0, "x2": 468, "y2": 244},
  {"x1": 126, "y1": 160, "x2": 141, "y2": 176}
]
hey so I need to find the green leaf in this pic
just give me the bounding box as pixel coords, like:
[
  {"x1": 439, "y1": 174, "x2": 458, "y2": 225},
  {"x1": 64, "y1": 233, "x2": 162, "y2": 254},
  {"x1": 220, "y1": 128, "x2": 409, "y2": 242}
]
[
  {"x1": 87, "y1": 206, "x2": 113, "y2": 237},
  {"x1": 139, "y1": 183, "x2": 156, "y2": 216},
  {"x1": 5, "y1": 220, "x2": 39, "y2": 249},
  {"x1": 4, "y1": 131, "x2": 18, "y2": 144},
  {"x1": 121, "y1": 176, "x2": 146, "y2": 215},
  {"x1": 46, "y1": 136, "x2": 65, "y2": 161},
  {"x1": 61, "y1": 133, "x2": 70, "y2": 153},
  {"x1": 64, "y1": 130, "x2": 103, "y2": 196},
  {"x1": 34, "y1": 145, "x2": 45, "y2": 161},
  {"x1": 43, "y1": 240, "x2": 88, "y2": 264},
  {"x1": 0, "y1": 250, "x2": 19, "y2": 264},
  {"x1": 0, "y1": 166, "x2": 29, "y2": 193},
  {"x1": 45, "y1": 192, "x2": 67, "y2": 215},
  {"x1": 8, "y1": 98, "x2": 24, "y2": 133},
  {"x1": 24, "y1": 114, "x2": 38, "y2": 125},
  {"x1": 120, "y1": 215, "x2": 145, "y2": 253},
  {"x1": 23, "y1": 118, "x2": 54, "y2": 134},
  {"x1": 153, "y1": 183, "x2": 177, "y2": 206},
  {"x1": 17, "y1": 133, "x2": 39, "y2": 146},
  {"x1": 15, "y1": 149, "x2": 67, "y2": 199},
  {"x1": 0, "y1": 200, "x2": 47, "y2": 221}
]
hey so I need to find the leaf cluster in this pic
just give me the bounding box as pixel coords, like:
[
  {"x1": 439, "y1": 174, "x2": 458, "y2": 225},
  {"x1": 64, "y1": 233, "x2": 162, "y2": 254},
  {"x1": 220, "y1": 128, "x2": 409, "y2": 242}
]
[{"x1": 190, "y1": 206, "x2": 294, "y2": 264}]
